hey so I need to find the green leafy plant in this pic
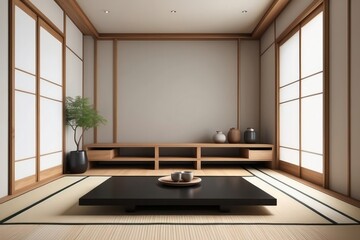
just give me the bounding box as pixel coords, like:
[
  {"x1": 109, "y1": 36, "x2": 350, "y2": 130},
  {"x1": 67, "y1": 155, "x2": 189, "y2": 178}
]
[{"x1": 65, "y1": 96, "x2": 106, "y2": 151}]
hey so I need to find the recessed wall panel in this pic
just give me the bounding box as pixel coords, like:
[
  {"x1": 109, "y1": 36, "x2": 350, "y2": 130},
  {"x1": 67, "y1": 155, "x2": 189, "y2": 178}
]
[
  {"x1": 240, "y1": 40, "x2": 260, "y2": 136},
  {"x1": 117, "y1": 40, "x2": 237, "y2": 143},
  {"x1": 83, "y1": 36, "x2": 95, "y2": 145},
  {"x1": 329, "y1": 0, "x2": 349, "y2": 195},
  {"x1": 351, "y1": 0, "x2": 360, "y2": 200},
  {"x1": 260, "y1": 45, "x2": 276, "y2": 144},
  {"x1": 96, "y1": 41, "x2": 113, "y2": 143}
]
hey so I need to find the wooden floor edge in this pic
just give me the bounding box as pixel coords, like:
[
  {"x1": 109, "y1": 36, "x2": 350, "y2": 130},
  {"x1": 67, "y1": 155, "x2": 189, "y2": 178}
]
[
  {"x1": 274, "y1": 169, "x2": 360, "y2": 208},
  {"x1": 0, "y1": 175, "x2": 64, "y2": 204}
]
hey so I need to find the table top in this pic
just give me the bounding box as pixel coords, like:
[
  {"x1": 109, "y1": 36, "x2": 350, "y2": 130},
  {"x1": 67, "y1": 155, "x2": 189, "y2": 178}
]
[{"x1": 79, "y1": 176, "x2": 277, "y2": 206}]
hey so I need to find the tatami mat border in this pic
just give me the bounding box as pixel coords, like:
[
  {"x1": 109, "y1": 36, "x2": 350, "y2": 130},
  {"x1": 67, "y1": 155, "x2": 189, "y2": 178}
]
[
  {"x1": 0, "y1": 177, "x2": 89, "y2": 224},
  {"x1": 248, "y1": 168, "x2": 360, "y2": 224}
]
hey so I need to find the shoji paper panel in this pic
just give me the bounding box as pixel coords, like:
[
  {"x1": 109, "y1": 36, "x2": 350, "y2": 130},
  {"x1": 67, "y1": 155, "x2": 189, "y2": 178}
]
[
  {"x1": 15, "y1": 159, "x2": 36, "y2": 180},
  {"x1": 39, "y1": 98, "x2": 62, "y2": 155},
  {"x1": 15, "y1": 6, "x2": 36, "y2": 74},
  {"x1": 29, "y1": 0, "x2": 64, "y2": 32},
  {"x1": 14, "y1": 92, "x2": 36, "y2": 161},
  {"x1": 14, "y1": 4, "x2": 37, "y2": 188},
  {"x1": 66, "y1": 16, "x2": 83, "y2": 59},
  {"x1": 40, "y1": 27, "x2": 62, "y2": 85},
  {"x1": 39, "y1": 25, "x2": 63, "y2": 173}
]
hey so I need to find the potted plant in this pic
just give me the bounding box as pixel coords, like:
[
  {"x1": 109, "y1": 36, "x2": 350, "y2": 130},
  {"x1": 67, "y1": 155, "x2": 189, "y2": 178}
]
[{"x1": 65, "y1": 96, "x2": 106, "y2": 173}]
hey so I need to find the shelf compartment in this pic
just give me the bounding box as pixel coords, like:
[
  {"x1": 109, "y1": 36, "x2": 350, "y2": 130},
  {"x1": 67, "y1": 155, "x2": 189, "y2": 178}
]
[
  {"x1": 87, "y1": 149, "x2": 115, "y2": 161},
  {"x1": 201, "y1": 157, "x2": 250, "y2": 161},
  {"x1": 239, "y1": 148, "x2": 273, "y2": 160}
]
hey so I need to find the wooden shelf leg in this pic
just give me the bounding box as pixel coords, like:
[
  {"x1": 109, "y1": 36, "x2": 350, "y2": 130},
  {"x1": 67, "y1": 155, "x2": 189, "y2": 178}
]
[
  {"x1": 196, "y1": 147, "x2": 201, "y2": 170},
  {"x1": 154, "y1": 146, "x2": 159, "y2": 170}
]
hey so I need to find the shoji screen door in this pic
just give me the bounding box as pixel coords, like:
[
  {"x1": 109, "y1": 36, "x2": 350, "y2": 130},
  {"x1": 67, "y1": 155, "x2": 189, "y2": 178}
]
[
  {"x1": 12, "y1": 2, "x2": 63, "y2": 193},
  {"x1": 38, "y1": 20, "x2": 63, "y2": 181},
  {"x1": 278, "y1": 9, "x2": 324, "y2": 186},
  {"x1": 13, "y1": 3, "x2": 37, "y2": 192}
]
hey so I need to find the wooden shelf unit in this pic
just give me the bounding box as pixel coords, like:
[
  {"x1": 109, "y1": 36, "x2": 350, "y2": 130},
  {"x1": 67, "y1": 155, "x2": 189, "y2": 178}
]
[{"x1": 85, "y1": 143, "x2": 274, "y2": 170}]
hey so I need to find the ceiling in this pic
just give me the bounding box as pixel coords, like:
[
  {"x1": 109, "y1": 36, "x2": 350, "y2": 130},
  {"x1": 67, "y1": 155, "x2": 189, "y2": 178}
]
[{"x1": 75, "y1": 0, "x2": 275, "y2": 34}]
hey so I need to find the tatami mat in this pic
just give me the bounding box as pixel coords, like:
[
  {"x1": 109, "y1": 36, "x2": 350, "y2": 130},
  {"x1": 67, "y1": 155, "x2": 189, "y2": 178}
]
[
  {"x1": 5, "y1": 176, "x2": 331, "y2": 224},
  {"x1": 0, "y1": 176, "x2": 85, "y2": 222}
]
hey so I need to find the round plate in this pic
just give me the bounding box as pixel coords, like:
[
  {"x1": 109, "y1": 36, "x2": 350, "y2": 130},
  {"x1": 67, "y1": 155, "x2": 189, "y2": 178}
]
[{"x1": 158, "y1": 176, "x2": 201, "y2": 187}]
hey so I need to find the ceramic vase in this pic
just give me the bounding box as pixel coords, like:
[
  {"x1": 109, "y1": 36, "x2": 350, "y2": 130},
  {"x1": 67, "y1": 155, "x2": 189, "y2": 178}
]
[
  {"x1": 213, "y1": 131, "x2": 226, "y2": 143},
  {"x1": 227, "y1": 128, "x2": 241, "y2": 143},
  {"x1": 244, "y1": 128, "x2": 257, "y2": 143}
]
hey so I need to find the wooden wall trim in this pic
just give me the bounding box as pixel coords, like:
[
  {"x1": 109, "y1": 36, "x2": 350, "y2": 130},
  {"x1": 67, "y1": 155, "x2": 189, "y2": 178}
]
[
  {"x1": 237, "y1": 40, "x2": 240, "y2": 129},
  {"x1": 113, "y1": 40, "x2": 118, "y2": 143},
  {"x1": 93, "y1": 39, "x2": 98, "y2": 143},
  {"x1": 55, "y1": 0, "x2": 98, "y2": 37},
  {"x1": 252, "y1": 0, "x2": 290, "y2": 38},
  {"x1": 323, "y1": 0, "x2": 330, "y2": 189},
  {"x1": 99, "y1": 33, "x2": 251, "y2": 40},
  {"x1": 62, "y1": 13, "x2": 67, "y2": 173},
  {"x1": 10, "y1": 0, "x2": 16, "y2": 195},
  {"x1": 347, "y1": 0, "x2": 351, "y2": 197}
]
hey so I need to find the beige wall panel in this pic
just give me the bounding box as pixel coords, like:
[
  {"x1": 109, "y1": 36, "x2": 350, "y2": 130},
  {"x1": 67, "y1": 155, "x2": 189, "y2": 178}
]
[
  {"x1": 260, "y1": 45, "x2": 276, "y2": 144},
  {"x1": 329, "y1": 0, "x2": 349, "y2": 195},
  {"x1": 0, "y1": 0, "x2": 9, "y2": 198},
  {"x1": 350, "y1": 0, "x2": 360, "y2": 200},
  {"x1": 83, "y1": 36, "x2": 95, "y2": 145},
  {"x1": 117, "y1": 40, "x2": 237, "y2": 143},
  {"x1": 240, "y1": 40, "x2": 260, "y2": 140},
  {"x1": 66, "y1": 49, "x2": 83, "y2": 152},
  {"x1": 65, "y1": 16, "x2": 83, "y2": 59},
  {"x1": 29, "y1": 0, "x2": 64, "y2": 32},
  {"x1": 96, "y1": 41, "x2": 113, "y2": 143},
  {"x1": 275, "y1": 0, "x2": 313, "y2": 38},
  {"x1": 260, "y1": 23, "x2": 275, "y2": 55}
]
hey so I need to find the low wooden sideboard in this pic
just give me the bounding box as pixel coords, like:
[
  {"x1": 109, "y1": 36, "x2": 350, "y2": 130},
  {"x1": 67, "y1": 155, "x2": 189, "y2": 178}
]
[{"x1": 85, "y1": 143, "x2": 274, "y2": 170}]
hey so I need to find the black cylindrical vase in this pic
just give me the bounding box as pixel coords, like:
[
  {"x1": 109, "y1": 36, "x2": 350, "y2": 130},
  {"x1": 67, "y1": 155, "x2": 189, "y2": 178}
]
[
  {"x1": 67, "y1": 150, "x2": 88, "y2": 174},
  {"x1": 244, "y1": 128, "x2": 257, "y2": 143}
]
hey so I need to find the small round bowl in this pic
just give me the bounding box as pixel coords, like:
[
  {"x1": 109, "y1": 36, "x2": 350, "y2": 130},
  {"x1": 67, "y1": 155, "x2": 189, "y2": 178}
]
[
  {"x1": 171, "y1": 172, "x2": 182, "y2": 182},
  {"x1": 181, "y1": 171, "x2": 193, "y2": 182}
]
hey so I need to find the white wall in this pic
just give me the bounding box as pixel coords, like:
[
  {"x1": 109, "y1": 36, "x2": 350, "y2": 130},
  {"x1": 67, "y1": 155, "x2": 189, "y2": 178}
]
[{"x1": 0, "y1": 0, "x2": 9, "y2": 198}]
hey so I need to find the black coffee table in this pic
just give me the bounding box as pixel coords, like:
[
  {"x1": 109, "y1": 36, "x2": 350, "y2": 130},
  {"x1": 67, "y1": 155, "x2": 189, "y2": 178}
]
[{"x1": 79, "y1": 176, "x2": 277, "y2": 211}]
